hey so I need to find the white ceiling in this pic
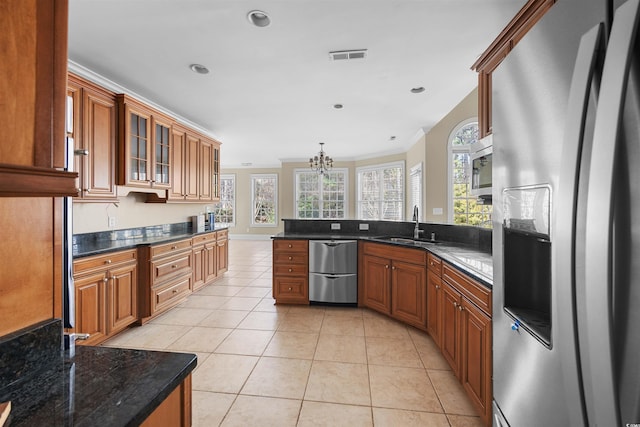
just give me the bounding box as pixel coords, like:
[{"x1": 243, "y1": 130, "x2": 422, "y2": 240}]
[{"x1": 68, "y1": 0, "x2": 525, "y2": 168}]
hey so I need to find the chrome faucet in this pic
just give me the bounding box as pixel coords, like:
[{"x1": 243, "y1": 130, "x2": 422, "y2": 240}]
[{"x1": 413, "y1": 205, "x2": 423, "y2": 239}]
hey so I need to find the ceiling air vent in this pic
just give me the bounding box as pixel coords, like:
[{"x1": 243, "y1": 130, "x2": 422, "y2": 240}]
[{"x1": 329, "y1": 49, "x2": 367, "y2": 61}]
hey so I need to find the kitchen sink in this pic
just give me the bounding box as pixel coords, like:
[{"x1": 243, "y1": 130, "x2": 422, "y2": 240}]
[{"x1": 376, "y1": 236, "x2": 444, "y2": 245}]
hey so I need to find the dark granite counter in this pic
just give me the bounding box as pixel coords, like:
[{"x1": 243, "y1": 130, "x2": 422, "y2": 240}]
[
  {"x1": 0, "y1": 320, "x2": 196, "y2": 426},
  {"x1": 73, "y1": 222, "x2": 229, "y2": 258},
  {"x1": 273, "y1": 230, "x2": 493, "y2": 287}
]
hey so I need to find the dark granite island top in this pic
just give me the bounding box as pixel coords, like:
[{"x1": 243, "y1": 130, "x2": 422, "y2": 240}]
[{"x1": 0, "y1": 320, "x2": 196, "y2": 426}]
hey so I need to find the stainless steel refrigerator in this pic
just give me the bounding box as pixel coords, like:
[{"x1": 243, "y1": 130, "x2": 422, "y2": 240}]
[{"x1": 492, "y1": 0, "x2": 640, "y2": 425}]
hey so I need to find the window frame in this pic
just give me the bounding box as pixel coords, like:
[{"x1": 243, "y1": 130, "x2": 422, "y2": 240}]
[
  {"x1": 250, "y1": 173, "x2": 278, "y2": 227},
  {"x1": 214, "y1": 174, "x2": 235, "y2": 227},
  {"x1": 409, "y1": 162, "x2": 423, "y2": 221},
  {"x1": 356, "y1": 160, "x2": 405, "y2": 221},
  {"x1": 293, "y1": 168, "x2": 349, "y2": 220}
]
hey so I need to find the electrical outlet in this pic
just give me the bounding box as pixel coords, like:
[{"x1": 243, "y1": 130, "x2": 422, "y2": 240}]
[
  {"x1": 331, "y1": 223, "x2": 341, "y2": 230},
  {"x1": 433, "y1": 208, "x2": 443, "y2": 215},
  {"x1": 108, "y1": 216, "x2": 116, "y2": 228},
  {"x1": 359, "y1": 223, "x2": 369, "y2": 230}
]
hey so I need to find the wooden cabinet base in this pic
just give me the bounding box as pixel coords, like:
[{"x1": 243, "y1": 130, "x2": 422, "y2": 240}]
[{"x1": 141, "y1": 374, "x2": 192, "y2": 427}]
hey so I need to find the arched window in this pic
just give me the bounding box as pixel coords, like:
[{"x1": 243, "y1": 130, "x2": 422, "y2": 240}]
[{"x1": 448, "y1": 119, "x2": 492, "y2": 227}]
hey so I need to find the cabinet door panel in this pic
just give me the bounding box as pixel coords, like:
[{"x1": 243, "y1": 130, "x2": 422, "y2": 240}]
[
  {"x1": 83, "y1": 88, "x2": 117, "y2": 199},
  {"x1": 184, "y1": 134, "x2": 199, "y2": 200},
  {"x1": 108, "y1": 263, "x2": 138, "y2": 334},
  {"x1": 391, "y1": 260, "x2": 426, "y2": 329},
  {"x1": 199, "y1": 138, "x2": 213, "y2": 201},
  {"x1": 427, "y1": 270, "x2": 442, "y2": 346},
  {"x1": 168, "y1": 127, "x2": 186, "y2": 200},
  {"x1": 74, "y1": 272, "x2": 107, "y2": 345},
  {"x1": 441, "y1": 281, "x2": 461, "y2": 377},
  {"x1": 205, "y1": 244, "x2": 217, "y2": 283},
  {"x1": 192, "y1": 246, "x2": 206, "y2": 291},
  {"x1": 362, "y1": 255, "x2": 391, "y2": 314}
]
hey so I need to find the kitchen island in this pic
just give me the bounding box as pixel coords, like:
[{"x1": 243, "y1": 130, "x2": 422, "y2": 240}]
[{"x1": 0, "y1": 319, "x2": 195, "y2": 426}]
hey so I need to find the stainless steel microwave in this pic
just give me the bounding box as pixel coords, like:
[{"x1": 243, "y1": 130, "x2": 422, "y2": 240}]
[{"x1": 469, "y1": 135, "x2": 492, "y2": 197}]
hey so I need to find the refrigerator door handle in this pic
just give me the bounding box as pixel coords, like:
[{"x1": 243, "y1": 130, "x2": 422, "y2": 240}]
[
  {"x1": 585, "y1": 1, "x2": 640, "y2": 425},
  {"x1": 556, "y1": 22, "x2": 604, "y2": 427}
]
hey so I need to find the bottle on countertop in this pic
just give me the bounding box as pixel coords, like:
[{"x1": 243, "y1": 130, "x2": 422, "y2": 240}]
[{"x1": 208, "y1": 212, "x2": 215, "y2": 231}]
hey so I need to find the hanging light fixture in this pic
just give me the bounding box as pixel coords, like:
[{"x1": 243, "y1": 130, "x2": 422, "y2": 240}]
[{"x1": 309, "y1": 143, "x2": 333, "y2": 175}]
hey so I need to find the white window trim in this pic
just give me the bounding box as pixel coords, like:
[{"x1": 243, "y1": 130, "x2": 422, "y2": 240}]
[
  {"x1": 250, "y1": 173, "x2": 278, "y2": 227},
  {"x1": 217, "y1": 174, "x2": 236, "y2": 227},
  {"x1": 293, "y1": 168, "x2": 349, "y2": 219},
  {"x1": 409, "y1": 162, "x2": 423, "y2": 221},
  {"x1": 447, "y1": 118, "x2": 478, "y2": 223},
  {"x1": 356, "y1": 160, "x2": 405, "y2": 221}
]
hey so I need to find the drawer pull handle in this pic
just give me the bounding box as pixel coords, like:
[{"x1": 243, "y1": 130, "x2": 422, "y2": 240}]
[
  {"x1": 105, "y1": 259, "x2": 112, "y2": 264},
  {"x1": 172, "y1": 289, "x2": 178, "y2": 294},
  {"x1": 171, "y1": 264, "x2": 178, "y2": 269},
  {"x1": 171, "y1": 246, "x2": 177, "y2": 250}
]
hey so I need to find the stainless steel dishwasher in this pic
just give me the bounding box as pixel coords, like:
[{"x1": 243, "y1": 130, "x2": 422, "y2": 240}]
[{"x1": 308, "y1": 240, "x2": 358, "y2": 304}]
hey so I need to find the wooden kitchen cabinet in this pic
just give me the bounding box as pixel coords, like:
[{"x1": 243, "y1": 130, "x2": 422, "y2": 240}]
[
  {"x1": 138, "y1": 238, "x2": 193, "y2": 322},
  {"x1": 67, "y1": 73, "x2": 118, "y2": 201},
  {"x1": 216, "y1": 229, "x2": 229, "y2": 275},
  {"x1": 141, "y1": 374, "x2": 192, "y2": 427},
  {"x1": 360, "y1": 242, "x2": 427, "y2": 329},
  {"x1": 192, "y1": 231, "x2": 217, "y2": 291},
  {"x1": 440, "y1": 261, "x2": 492, "y2": 426},
  {"x1": 426, "y1": 253, "x2": 443, "y2": 346},
  {"x1": 272, "y1": 239, "x2": 309, "y2": 304},
  {"x1": 72, "y1": 249, "x2": 138, "y2": 345}
]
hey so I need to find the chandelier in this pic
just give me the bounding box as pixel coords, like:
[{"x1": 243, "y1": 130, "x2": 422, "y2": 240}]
[{"x1": 309, "y1": 142, "x2": 333, "y2": 175}]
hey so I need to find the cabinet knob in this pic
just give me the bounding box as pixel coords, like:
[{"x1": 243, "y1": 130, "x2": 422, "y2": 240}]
[
  {"x1": 288, "y1": 244, "x2": 292, "y2": 248},
  {"x1": 288, "y1": 287, "x2": 292, "y2": 291},
  {"x1": 103, "y1": 277, "x2": 109, "y2": 283},
  {"x1": 104, "y1": 259, "x2": 112, "y2": 264},
  {"x1": 288, "y1": 268, "x2": 292, "y2": 272},
  {"x1": 172, "y1": 289, "x2": 178, "y2": 294},
  {"x1": 288, "y1": 256, "x2": 293, "y2": 260},
  {"x1": 385, "y1": 264, "x2": 389, "y2": 269},
  {"x1": 435, "y1": 285, "x2": 440, "y2": 289},
  {"x1": 453, "y1": 302, "x2": 458, "y2": 308},
  {"x1": 392, "y1": 266, "x2": 396, "y2": 270},
  {"x1": 171, "y1": 264, "x2": 178, "y2": 269},
  {"x1": 171, "y1": 245, "x2": 177, "y2": 250},
  {"x1": 458, "y1": 305, "x2": 464, "y2": 312}
]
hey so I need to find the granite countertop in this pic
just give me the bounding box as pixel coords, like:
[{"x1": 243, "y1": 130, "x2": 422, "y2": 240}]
[
  {"x1": 0, "y1": 320, "x2": 196, "y2": 427},
  {"x1": 273, "y1": 232, "x2": 493, "y2": 287},
  {"x1": 73, "y1": 224, "x2": 229, "y2": 258}
]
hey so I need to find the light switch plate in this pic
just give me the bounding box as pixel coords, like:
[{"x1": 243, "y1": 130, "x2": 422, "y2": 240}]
[{"x1": 331, "y1": 223, "x2": 341, "y2": 230}]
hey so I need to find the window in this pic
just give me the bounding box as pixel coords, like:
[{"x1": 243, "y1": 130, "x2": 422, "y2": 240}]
[
  {"x1": 214, "y1": 174, "x2": 235, "y2": 226},
  {"x1": 251, "y1": 174, "x2": 277, "y2": 226},
  {"x1": 449, "y1": 120, "x2": 492, "y2": 227},
  {"x1": 409, "y1": 163, "x2": 423, "y2": 220},
  {"x1": 356, "y1": 161, "x2": 404, "y2": 221},
  {"x1": 295, "y1": 169, "x2": 347, "y2": 219}
]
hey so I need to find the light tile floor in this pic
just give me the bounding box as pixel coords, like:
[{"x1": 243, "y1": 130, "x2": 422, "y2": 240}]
[{"x1": 103, "y1": 239, "x2": 483, "y2": 427}]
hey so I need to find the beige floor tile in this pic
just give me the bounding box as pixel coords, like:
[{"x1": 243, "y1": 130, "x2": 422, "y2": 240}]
[
  {"x1": 320, "y1": 315, "x2": 365, "y2": 336},
  {"x1": 363, "y1": 315, "x2": 410, "y2": 338},
  {"x1": 222, "y1": 277, "x2": 254, "y2": 286},
  {"x1": 234, "y1": 286, "x2": 271, "y2": 298},
  {"x1": 409, "y1": 328, "x2": 452, "y2": 370},
  {"x1": 192, "y1": 353, "x2": 259, "y2": 393},
  {"x1": 237, "y1": 311, "x2": 282, "y2": 330},
  {"x1": 278, "y1": 312, "x2": 324, "y2": 333},
  {"x1": 263, "y1": 331, "x2": 319, "y2": 359},
  {"x1": 298, "y1": 401, "x2": 373, "y2": 427},
  {"x1": 246, "y1": 277, "x2": 273, "y2": 287},
  {"x1": 215, "y1": 329, "x2": 274, "y2": 355},
  {"x1": 305, "y1": 360, "x2": 371, "y2": 406},
  {"x1": 198, "y1": 310, "x2": 249, "y2": 328},
  {"x1": 188, "y1": 352, "x2": 211, "y2": 371},
  {"x1": 101, "y1": 324, "x2": 190, "y2": 350},
  {"x1": 253, "y1": 298, "x2": 289, "y2": 313},
  {"x1": 323, "y1": 306, "x2": 366, "y2": 318},
  {"x1": 429, "y1": 370, "x2": 478, "y2": 416},
  {"x1": 221, "y1": 395, "x2": 300, "y2": 427},
  {"x1": 195, "y1": 285, "x2": 244, "y2": 297},
  {"x1": 149, "y1": 307, "x2": 214, "y2": 326},
  {"x1": 166, "y1": 326, "x2": 232, "y2": 352},
  {"x1": 369, "y1": 364, "x2": 442, "y2": 412},
  {"x1": 217, "y1": 296, "x2": 262, "y2": 311},
  {"x1": 241, "y1": 356, "x2": 312, "y2": 399},
  {"x1": 372, "y1": 407, "x2": 450, "y2": 427},
  {"x1": 314, "y1": 334, "x2": 367, "y2": 364},
  {"x1": 447, "y1": 414, "x2": 485, "y2": 427},
  {"x1": 230, "y1": 270, "x2": 263, "y2": 279},
  {"x1": 180, "y1": 295, "x2": 231, "y2": 309},
  {"x1": 192, "y1": 391, "x2": 235, "y2": 427},
  {"x1": 365, "y1": 336, "x2": 423, "y2": 368}
]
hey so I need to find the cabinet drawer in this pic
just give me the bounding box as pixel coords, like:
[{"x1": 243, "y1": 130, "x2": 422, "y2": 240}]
[
  {"x1": 274, "y1": 252, "x2": 308, "y2": 265},
  {"x1": 151, "y1": 252, "x2": 192, "y2": 284},
  {"x1": 153, "y1": 276, "x2": 191, "y2": 310},
  {"x1": 192, "y1": 232, "x2": 216, "y2": 245},
  {"x1": 274, "y1": 276, "x2": 308, "y2": 303},
  {"x1": 150, "y1": 238, "x2": 193, "y2": 258},
  {"x1": 362, "y1": 242, "x2": 426, "y2": 265},
  {"x1": 216, "y1": 229, "x2": 228, "y2": 241},
  {"x1": 427, "y1": 253, "x2": 442, "y2": 276},
  {"x1": 274, "y1": 264, "x2": 308, "y2": 276},
  {"x1": 273, "y1": 239, "x2": 308, "y2": 253},
  {"x1": 74, "y1": 249, "x2": 137, "y2": 275},
  {"x1": 443, "y1": 263, "x2": 492, "y2": 315}
]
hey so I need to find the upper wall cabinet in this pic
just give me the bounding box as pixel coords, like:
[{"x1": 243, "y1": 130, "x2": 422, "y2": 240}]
[
  {"x1": 67, "y1": 74, "x2": 118, "y2": 202},
  {"x1": 471, "y1": 0, "x2": 554, "y2": 138},
  {"x1": 0, "y1": 0, "x2": 77, "y2": 197},
  {"x1": 117, "y1": 94, "x2": 172, "y2": 190}
]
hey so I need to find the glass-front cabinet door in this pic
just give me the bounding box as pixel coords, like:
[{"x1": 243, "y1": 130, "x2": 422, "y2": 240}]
[{"x1": 151, "y1": 114, "x2": 172, "y2": 188}]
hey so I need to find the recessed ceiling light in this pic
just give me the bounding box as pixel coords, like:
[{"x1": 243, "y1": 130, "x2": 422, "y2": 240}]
[
  {"x1": 410, "y1": 87, "x2": 425, "y2": 94},
  {"x1": 189, "y1": 64, "x2": 210, "y2": 74},
  {"x1": 247, "y1": 10, "x2": 271, "y2": 27},
  {"x1": 389, "y1": 136, "x2": 397, "y2": 141},
  {"x1": 333, "y1": 104, "x2": 343, "y2": 109}
]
